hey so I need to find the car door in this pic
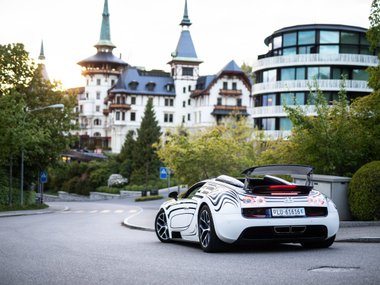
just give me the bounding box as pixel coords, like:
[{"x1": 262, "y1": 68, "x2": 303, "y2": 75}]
[{"x1": 169, "y1": 182, "x2": 205, "y2": 231}]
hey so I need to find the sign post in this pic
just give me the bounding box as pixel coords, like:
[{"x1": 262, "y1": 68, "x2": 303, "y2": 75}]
[
  {"x1": 39, "y1": 171, "x2": 48, "y2": 204},
  {"x1": 160, "y1": 167, "x2": 171, "y2": 192}
]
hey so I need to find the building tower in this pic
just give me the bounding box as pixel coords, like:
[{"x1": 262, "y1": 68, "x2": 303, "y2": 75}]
[
  {"x1": 251, "y1": 24, "x2": 379, "y2": 139},
  {"x1": 77, "y1": 0, "x2": 127, "y2": 150},
  {"x1": 38, "y1": 40, "x2": 49, "y2": 81},
  {"x1": 168, "y1": 0, "x2": 202, "y2": 127}
]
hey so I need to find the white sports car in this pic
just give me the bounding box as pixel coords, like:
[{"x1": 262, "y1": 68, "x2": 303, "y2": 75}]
[{"x1": 155, "y1": 165, "x2": 339, "y2": 252}]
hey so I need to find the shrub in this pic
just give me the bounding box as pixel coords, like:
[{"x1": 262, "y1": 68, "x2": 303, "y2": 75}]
[
  {"x1": 95, "y1": 186, "x2": 120, "y2": 194},
  {"x1": 135, "y1": 195, "x2": 163, "y2": 202},
  {"x1": 0, "y1": 187, "x2": 36, "y2": 206},
  {"x1": 348, "y1": 161, "x2": 380, "y2": 220}
]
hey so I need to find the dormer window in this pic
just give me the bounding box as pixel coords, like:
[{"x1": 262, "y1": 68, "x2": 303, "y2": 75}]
[
  {"x1": 165, "y1": 83, "x2": 174, "y2": 92},
  {"x1": 128, "y1": 81, "x2": 139, "y2": 91},
  {"x1": 146, "y1": 81, "x2": 156, "y2": 91}
]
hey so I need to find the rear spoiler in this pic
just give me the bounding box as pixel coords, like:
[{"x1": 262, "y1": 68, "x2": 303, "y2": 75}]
[
  {"x1": 251, "y1": 185, "x2": 313, "y2": 196},
  {"x1": 242, "y1": 164, "x2": 314, "y2": 187}
]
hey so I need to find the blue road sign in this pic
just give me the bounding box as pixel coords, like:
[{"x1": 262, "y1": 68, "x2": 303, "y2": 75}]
[
  {"x1": 160, "y1": 167, "x2": 167, "y2": 180},
  {"x1": 40, "y1": 171, "x2": 48, "y2": 184}
]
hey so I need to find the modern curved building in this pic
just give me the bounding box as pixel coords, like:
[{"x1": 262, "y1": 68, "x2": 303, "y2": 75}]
[{"x1": 252, "y1": 24, "x2": 379, "y2": 139}]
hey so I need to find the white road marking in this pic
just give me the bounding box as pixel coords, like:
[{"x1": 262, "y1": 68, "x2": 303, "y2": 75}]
[
  {"x1": 114, "y1": 210, "x2": 124, "y2": 214},
  {"x1": 100, "y1": 210, "x2": 111, "y2": 214},
  {"x1": 89, "y1": 210, "x2": 98, "y2": 214},
  {"x1": 129, "y1": 209, "x2": 138, "y2": 213}
]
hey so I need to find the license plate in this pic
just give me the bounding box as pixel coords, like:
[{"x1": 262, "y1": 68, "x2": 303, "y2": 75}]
[{"x1": 272, "y1": 208, "x2": 305, "y2": 217}]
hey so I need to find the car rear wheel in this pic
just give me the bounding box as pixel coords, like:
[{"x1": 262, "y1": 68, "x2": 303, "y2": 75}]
[
  {"x1": 155, "y1": 209, "x2": 170, "y2": 243},
  {"x1": 198, "y1": 205, "x2": 224, "y2": 252},
  {"x1": 301, "y1": 235, "x2": 336, "y2": 249}
]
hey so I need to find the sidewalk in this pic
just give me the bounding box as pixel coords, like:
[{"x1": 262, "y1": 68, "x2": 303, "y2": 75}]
[
  {"x1": 123, "y1": 207, "x2": 380, "y2": 243},
  {"x1": 0, "y1": 204, "x2": 69, "y2": 218}
]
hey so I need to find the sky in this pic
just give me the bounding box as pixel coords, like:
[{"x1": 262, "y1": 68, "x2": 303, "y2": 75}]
[{"x1": 0, "y1": 0, "x2": 373, "y2": 88}]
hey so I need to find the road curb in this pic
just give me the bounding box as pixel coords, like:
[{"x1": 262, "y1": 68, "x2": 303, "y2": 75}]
[
  {"x1": 122, "y1": 207, "x2": 155, "y2": 232},
  {"x1": 0, "y1": 205, "x2": 70, "y2": 218}
]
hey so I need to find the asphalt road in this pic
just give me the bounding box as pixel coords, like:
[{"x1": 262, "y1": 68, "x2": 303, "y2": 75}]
[{"x1": 1, "y1": 200, "x2": 379, "y2": 285}]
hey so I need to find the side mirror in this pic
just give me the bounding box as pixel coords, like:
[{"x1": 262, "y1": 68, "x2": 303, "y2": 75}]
[{"x1": 168, "y1": 191, "x2": 178, "y2": 200}]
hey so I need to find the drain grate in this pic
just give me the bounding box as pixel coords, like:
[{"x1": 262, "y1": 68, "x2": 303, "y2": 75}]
[{"x1": 309, "y1": 266, "x2": 360, "y2": 273}]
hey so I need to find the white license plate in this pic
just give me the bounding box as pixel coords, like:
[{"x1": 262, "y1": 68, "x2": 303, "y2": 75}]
[{"x1": 272, "y1": 208, "x2": 305, "y2": 217}]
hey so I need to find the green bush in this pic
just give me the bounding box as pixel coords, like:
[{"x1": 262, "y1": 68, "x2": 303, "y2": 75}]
[
  {"x1": 135, "y1": 195, "x2": 163, "y2": 202},
  {"x1": 95, "y1": 186, "x2": 120, "y2": 194},
  {"x1": 0, "y1": 187, "x2": 36, "y2": 206},
  {"x1": 348, "y1": 161, "x2": 380, "y2": 221}
]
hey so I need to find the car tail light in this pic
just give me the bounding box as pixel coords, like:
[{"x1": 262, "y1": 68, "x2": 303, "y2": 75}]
[
  {"x1": 242, "y1": 195, "x2": 266, "y2": 205},
  {"x1": 307, "y1": 194, "x2": 326, "y2": 206}
]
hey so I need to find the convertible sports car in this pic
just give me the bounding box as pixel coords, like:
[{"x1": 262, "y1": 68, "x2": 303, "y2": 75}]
[{"x1": 155, "y1": 165, "x2": 339, "y2": 252}]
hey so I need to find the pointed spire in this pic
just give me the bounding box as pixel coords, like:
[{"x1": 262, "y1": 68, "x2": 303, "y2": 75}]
[
  {"x1": 96, "y1": 0, "x2": 115, "y2": 48},
  {"x1": 38, "y1": 40, "x2": 45, "y2": 60},
  {"x1": 180, "y1": 0, "x2": 192, "y2": 27}
]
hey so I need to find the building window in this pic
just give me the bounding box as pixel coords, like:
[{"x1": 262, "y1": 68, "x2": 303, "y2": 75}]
[
  {"x1": 223, "y1": 82, "x2": 228, "y2": 90},
  {"x1": 80, "y1": 105, "x2": 83, "y2": 113},
  {"x1": 188, "y1": 99, "x2": 191, "y2": 106},
  {"x1": 122, "y1": 112, "x2": 125, "y2": 121},
  {"x1": 262, "y1": 94, "x2": 276, "y2": 106},
  {"x1": 86, "y1": 79, "x2": 89, "y2": 86},
  {"x1": 131, "y1": 97, "x2": 136, "y2": 105},
  {"x1": 188, "y1": 113, "x2": 191, "y2": 121},
  {"x1": 96, "y1": 79, "x2": 101, "y2": 86},
  {"x1": 94, "y1": 119, "x2": 102, "y2": 126},
  {"x1": 164, "y1": 113, "x2": 173, "y2": 123},
  {"x1": 352, "y1": 69, "x2": 369, "y2": 81},
  {"x1": 182, "y1": 116, "x2": 185, "y2": 123},
  {"x1": 283, "y1": 47, "x2": 297, "y2": 55},
  {"x1": 280, "y1": 118, "x2": 292, "y2": 131},
  {"x1": 262, "y1": 118, "x2": 276, "y2": 130},
  {"x1": 307, "y1": 67, "x2": 330, "y2": 79},
  {"x1": 217, "y1": 98, "x2": 222, "y2": 105},
  {"x1": 319, "y1": 45, "x2": 339, "y2": 54},
  {"x1": 183, "y1": 87, "x2": 186, "y2": 93},
  {"x1": 96, "y1": 105, "x2": 100, "y2": 112},
  {"x1": 298, "y1": 31, "x2": 315, "y2": 45},
  {"x1": 237, "y1": 98, "x2": 242, "y2": 106},
  {"x1": 263, "y1": 69, "x2": 277, "y2": 82},
  {"x1": 320, "y1": 31, "x2": 339, "y2": 44},
  {"x1": 96, "y1": 92, "x2": 101, "y2": 100},
  {"x1": 116, "y1": 112, "x2": 120, "y2": 120},
  {"x1": 341, "y1": 32, "x2": 359, "y2": 44},
  {"x1": 182, "y1": 67, "x2": 194, "y2": 76},
  {"x1": 273, "y1": 36, "x2": 282, "y2": 49},
  {"x1": 183, "y1": 101, "x2": 186, "y2": 108},
  {"x1": 165, "y1": 98, "x2": 174, "y2": 106},
  {"x1": 283, "y1": 32, "x2": 297, "y2": 47},
  {"x1": 232, "y1": 82, "x2": 237, "y2": 90},
  {"x1": 281, "y1": 92, "x2": 305, "y2": 105},
  {"x1": 131, "y1": 112, "x2": 136, "y2": 121},
  {"x1": 111, "y1": 79, "x2": 115, "y2": 86}
]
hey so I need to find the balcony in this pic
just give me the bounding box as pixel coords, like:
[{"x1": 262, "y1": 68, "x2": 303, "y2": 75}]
[
  {"x1": 252, "y1": 80, "x2": 372, "y2": 95},
  {"x1": 259, "y1": 130, "x2": 292, "y2": 140},
  {"x1": 219, "y1": 89, "x2": 242, "y2": 97},
  {"x1": 81, "y1": 68, "x2": 121, "y2": 76},
  {"x1": 109, "y1": 103, "x2": 131, "y2": 111},
  {"x1": 211, "y1": 105, "x2": 248, "y2": 116},
  {"x1": 252, "y1": 105, "x2": 317, "y2": 118},
  {"x1": 253, "y1": 54, "x2": 379, "y2": 72}
]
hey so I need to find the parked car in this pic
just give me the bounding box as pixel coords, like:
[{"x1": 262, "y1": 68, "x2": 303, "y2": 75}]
[{"x1": 155, "y1": 165, "x2": 339, "y2": 252}]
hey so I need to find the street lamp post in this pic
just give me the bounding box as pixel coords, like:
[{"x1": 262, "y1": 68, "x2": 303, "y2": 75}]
[{"x1": 20, "y1": 104, "x2": 64, "y2": 205}]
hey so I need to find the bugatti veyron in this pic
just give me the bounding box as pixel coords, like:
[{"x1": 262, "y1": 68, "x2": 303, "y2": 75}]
[{"x1": 155, "y1": 165, "x2": 339, "y2": 252}]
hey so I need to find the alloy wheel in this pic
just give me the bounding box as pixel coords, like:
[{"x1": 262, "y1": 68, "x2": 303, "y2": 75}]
[
  {"x1": 199, "y1": 209, "x2": 211, "y2": 248},
  {"x1": 156, "y1": 211, "x2": 170, "y2": 241}
]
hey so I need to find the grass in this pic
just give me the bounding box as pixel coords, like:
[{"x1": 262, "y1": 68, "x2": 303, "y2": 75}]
[
  {"x1": 0, "y1": 203, "x2": 49, "y2": 212},
  {"x1": 134, "y1": 195, "x2": 163, "y2": 202}
]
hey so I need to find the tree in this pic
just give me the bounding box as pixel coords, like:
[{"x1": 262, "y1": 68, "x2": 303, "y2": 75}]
[
  {"x1": 241, "y1": 62, "x2": 255, "y2": 83},
  {"x1": 118, "y1": 130, "x2": 136, "y2": 180},
  {"x1": 157, "y1": 116, "x2": 258, "y2": 185},
  {"x1": 282, "y1": 80, "x2": 361, "y2": 176},
  {"x1": 0, "y1": 43, "x2": 77, "y2": 204},
  {"x1": 130, "y1": 98, "x2": 162, "y2": 185},
  {"x1": 367, "y1": 0, "x2": 380, "y2": 91}
]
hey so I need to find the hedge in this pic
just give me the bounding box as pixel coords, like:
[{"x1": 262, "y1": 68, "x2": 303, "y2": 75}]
[{"x1": 348, "y1": 161, "x2": 380, "y2": 221}]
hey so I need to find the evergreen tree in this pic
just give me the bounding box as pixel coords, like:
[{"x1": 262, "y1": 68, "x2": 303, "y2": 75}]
[
  {"x1": 130, "y1": 98, "x2": 162, "y2": 185},
  {"x1": 118, "y1": 130, "x2": 136, "y2": 180}
]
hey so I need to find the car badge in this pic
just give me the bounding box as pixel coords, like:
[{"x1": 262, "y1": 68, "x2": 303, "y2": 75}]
[{"x1": 284, "y1": 197, "x2": 294, "y2": 203}]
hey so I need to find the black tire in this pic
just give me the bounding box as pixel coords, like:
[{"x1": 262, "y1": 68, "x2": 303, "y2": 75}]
[
  {"x1": 155, "y1": 209, "x2": 171, "y2": 243},
  {"x1": 198, "y1": 205, "x2": 225, "y2": 252},
  {"x1": 301, "y1": 235, "x2": 336, "y2": 249}
]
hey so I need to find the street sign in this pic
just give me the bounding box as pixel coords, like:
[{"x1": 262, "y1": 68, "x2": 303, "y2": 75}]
[
  {"x1": 160, "y1": 167, "x2": 168, "y2": 180},
  {"x1": 40, "y1": 171, "x2": 48, "y2": 184}
]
